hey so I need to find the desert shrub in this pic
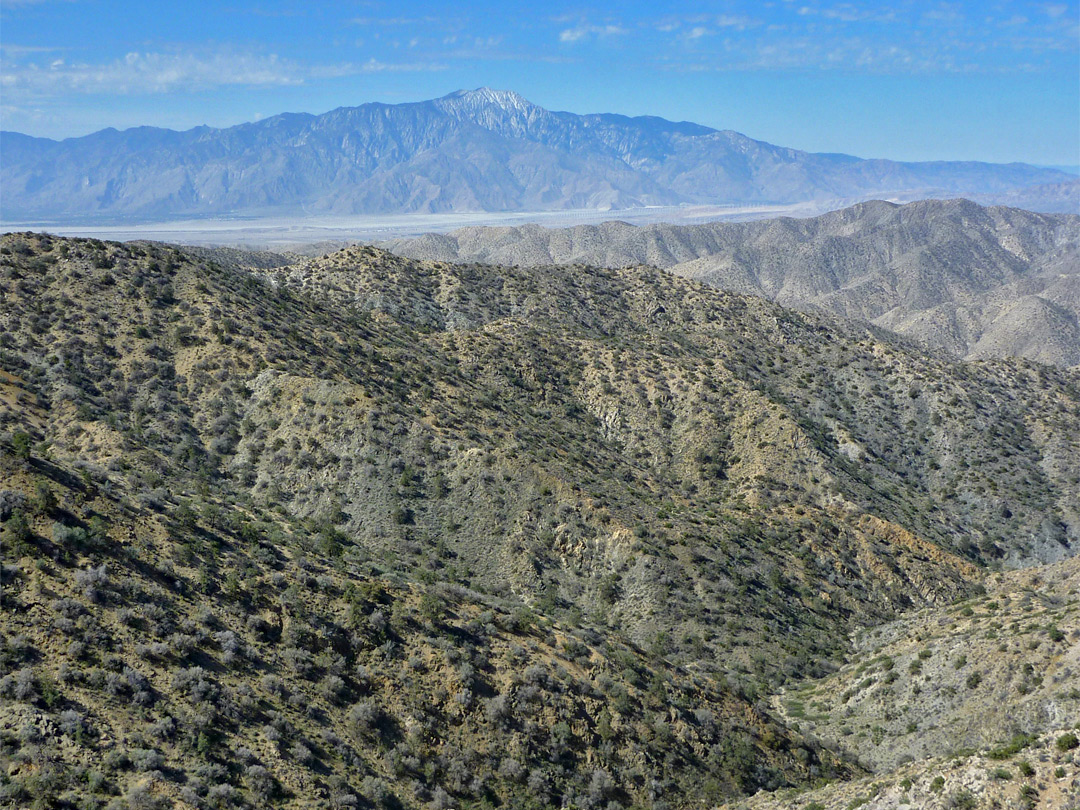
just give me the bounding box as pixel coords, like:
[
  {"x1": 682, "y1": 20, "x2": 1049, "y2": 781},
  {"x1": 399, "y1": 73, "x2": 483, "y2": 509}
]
[
  {"x1": 290, "y1": 741, "x2": 315, "y2": 767},
  {"x1": 58, "y1": 709, "x2": 87, "y2": 741},
  {"x1": 0, "y1": 667, "x2": 38, "y2": 702},
  {"x1": 171, "y1": 666, "x2": 219, "y2": 705},
  {"x1": 245, "y1": 764, "x2": 276, "y2": 800},
  {"x1": 75, "y1": 564, "x2": 110, "y2": 602},
  {"x1": 213, "y1": 630, "x2": 243, "y2": 665},
  {"x1": 147, "y1": 716, "x2": 176, "y2": 741},
  {"x1": 1056, "y1": 732, "x2": 1079, "y2": 751},
  {"x1": 2, "y1": 509, "x2": 32, "y2": 550},
  {"x1": 947, "y1": 790, "x2": 977, "y2": 810},
  {"x1": 130, "y1": 748, "x2": 165, "y2": 772},
  {"x1": 348, "y1": 699, "x2": 386, "y2": 739},
  {"x1": 0, "y1": 490, "x2": 27, "y2": 521},
  {"x1": 281, "y1": 646, "x2": 315, "y2": 678},
  {"x1": 319, "y1": 674, "x2": 348, "y2": 704},
  {"x1": 988, "y1": 732, "x2": 1036, "y2": 760}
]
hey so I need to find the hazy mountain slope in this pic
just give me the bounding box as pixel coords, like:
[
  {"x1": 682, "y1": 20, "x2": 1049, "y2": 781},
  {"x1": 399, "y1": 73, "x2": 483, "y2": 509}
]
[
  {"x1": 969, "y1": 178, "x2": 1080, "y2": 215},
  {"x1": 1, "y1": 89, "x2": 1071, "y2": 222},
  {"x1": 384, "y1": 198, "x2": 1080, "y2": 365},
  {"x1": 1, "y1": 232, "x2": 1079, "y2": 807}
]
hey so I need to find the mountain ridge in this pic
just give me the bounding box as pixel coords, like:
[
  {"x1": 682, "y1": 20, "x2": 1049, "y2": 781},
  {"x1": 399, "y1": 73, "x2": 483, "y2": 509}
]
[
  {"x1": 381, "y1": 197, "x2": 1080, "y2": 367},
  {"x1": 1, "y1": 88, "x2": 1073, "y2": 223}
]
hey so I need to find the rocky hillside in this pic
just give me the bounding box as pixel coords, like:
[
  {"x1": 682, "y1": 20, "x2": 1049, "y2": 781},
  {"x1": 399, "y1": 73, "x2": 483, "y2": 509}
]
[
  {"x1": 1, "y1": 89, "x2": 1071, "y2": 222},
  {"x1": 724, "y1": 556, "x2": 1080, "y2": 810},
  {"x1": 1, "y1": 231, "x2": 1079, "y2": 807},
  {"x1": 383, "y1": 198, "x2": 1080, "y2": 366},
  {"x1": 1, "y1": 444, "x2": 850, "y2": 810},
  {"x1": 722, "y1": 728, "x2": 1079, "y2": 810},
  {"x1": 772, "y1": 557, "x2": 1080, "y2": 773}
]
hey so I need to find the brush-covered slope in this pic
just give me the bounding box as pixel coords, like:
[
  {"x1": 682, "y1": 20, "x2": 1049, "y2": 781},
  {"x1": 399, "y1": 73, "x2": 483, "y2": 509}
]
[
  {"x1": 2, "y1": 232, "x2": 1080, "y2": 665},
  {"x1": 773, "y1": 557, "x2": 1080, "y2": 773},
  {"x1": 725, "y1": 557, "x2": 1080, "y2": 810},
  {"x1": 1, "y1": 232, "x2": 1079, "y2": 807},
  {"x1": 723, "y1": 728, "x2": 1079, "y2": 810},
  {"x1": 0, "y1": 444, "x2": 851, "y2": 810},
  {"x1": 1, "y1": 89, "x2": 1071, "y2": 222},
  {"x1": 383, "y1": 198, "x2": 1080, "y2": 366}
]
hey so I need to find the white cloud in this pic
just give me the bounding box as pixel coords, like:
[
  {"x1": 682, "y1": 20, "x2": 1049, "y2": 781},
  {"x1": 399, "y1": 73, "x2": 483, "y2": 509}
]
[
  {"x1": 348, "y1": 16, "x2": 443, "y2": 26},
  {"x1": 559, "y1": 24, "x2": 627, "y2": 44},
  {"x1": 794, "y1": 3, "x2": 897, "y2": 23},
  {"x1": 0, "y1": 44, "x2": 66, "y2": 57},
  {"x1": 0, "y1": 49, "x2": 443, "y2": 99},
  {"x1": 714, "y1": 14, "x2": 759, "y2": 29},
  {"x1": 0, "y1": 0, "x2": 73, "y2": 6},
  {"x1": 648, "y1": 2, "x2": 1076, "y2": 75}
]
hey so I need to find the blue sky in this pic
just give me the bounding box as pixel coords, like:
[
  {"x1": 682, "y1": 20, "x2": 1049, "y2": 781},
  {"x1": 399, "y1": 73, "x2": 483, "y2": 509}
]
[{"x1": 1, "y1": 0, "x2": 1077, "y2": 164}]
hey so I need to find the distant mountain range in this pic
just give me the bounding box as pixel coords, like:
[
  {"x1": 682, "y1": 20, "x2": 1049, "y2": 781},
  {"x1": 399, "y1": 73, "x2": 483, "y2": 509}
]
[
  {"x1": 1, "y1": 88, "x2": 1075, "y2": 223},
  {"x1": 383, "y1": 198, "x2": 1080, "y2": 367}
]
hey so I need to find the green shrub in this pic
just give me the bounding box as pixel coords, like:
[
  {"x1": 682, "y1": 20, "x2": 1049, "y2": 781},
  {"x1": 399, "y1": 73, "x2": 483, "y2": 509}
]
[
  {"x1": 1056, "y1": 733, "x2": 1079, "y2": 752},
  {"x1": 988, "y1": 732, "x2": 1035, "y2": 760},
  {"x1": 948, "y1": 790, "x2": 977, "y2": 810}
]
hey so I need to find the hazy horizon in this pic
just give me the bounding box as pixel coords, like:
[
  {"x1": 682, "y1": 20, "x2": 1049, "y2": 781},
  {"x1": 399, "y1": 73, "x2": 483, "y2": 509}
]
[{"x1": 2, "y1": 1, "x2": 1077, "y2": 166}]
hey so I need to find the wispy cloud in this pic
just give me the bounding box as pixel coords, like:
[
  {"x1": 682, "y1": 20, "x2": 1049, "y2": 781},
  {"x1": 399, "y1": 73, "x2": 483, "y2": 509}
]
[
  {"x1": 0, "y1": 0, "x2": 74, "y2": 6},
  {"x1": 653, "y1": 31, "x2": 1063, "y2": 75},
  {"x1": 0, "y1": 49, "x2": 443, "y2": 99},
  {"x1": 648, "y1": 2, "x2": 1077, "y2": 74},
  {"x1": 348, "y1": 16, "x2": 444, "y2": 26},
  {"x1": 795, "y1": 4, "x2": 899, "y2": 23},
  {"x1": 558, "y1": 24, "x2": 628, "y2": 44},
  {"x1": 0, "y1": 43, "x2": 67, "y2": 57}
]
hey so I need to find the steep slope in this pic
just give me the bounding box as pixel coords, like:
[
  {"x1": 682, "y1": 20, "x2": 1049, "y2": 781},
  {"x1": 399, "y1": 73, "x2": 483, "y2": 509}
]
[
  {"x1": 383, "y1": 198, "x2": 1080, "y2": 366},
  {"x1": 725, "y1": 556, "x2": 1080, "y2": 810},
  {"x1": 722, "y1": 729, "x2": 1079, "y2": 810},
  {"x1": 3, "y1": 232, "x2": 1079, "y2": 655},
  {"x1": 772, "y1": 557, "x2": 1080, "y2": 772},
  {"x1": 1, "y1": 441, "x2": 851, "y2": 810},
  {"x1": 1, "y1": 89, "x2": 1071, "y2": 222},
  {"x1": 1, "y1": 232, "x2": 1079, "y2": 807}
]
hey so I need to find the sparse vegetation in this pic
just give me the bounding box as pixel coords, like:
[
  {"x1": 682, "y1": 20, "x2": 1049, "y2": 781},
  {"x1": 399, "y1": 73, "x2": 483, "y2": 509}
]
[{"x1": 2, "y1": 232, "x2": 1078, "y2": 809}]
